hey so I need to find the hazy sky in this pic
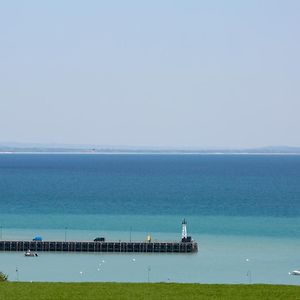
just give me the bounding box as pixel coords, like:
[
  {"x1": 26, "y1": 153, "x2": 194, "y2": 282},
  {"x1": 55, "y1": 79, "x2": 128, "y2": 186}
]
[{"x1": 0, "y1": 0, "x2": 299, "y2": 148}]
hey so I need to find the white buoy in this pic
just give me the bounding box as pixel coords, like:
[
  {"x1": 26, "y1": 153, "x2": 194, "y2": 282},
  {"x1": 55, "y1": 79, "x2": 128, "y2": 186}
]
[{"x1": 132, "y1": 258, "x2": 136, "y2": 262}]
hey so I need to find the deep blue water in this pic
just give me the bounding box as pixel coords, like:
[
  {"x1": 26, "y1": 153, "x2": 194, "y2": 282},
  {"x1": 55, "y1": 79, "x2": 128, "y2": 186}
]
[{"x1": 0, "y1": 154, "x2": 300, "y2": 217}]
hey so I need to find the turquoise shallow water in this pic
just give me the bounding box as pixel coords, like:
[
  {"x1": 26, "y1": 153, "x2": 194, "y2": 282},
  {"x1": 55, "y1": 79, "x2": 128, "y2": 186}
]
[
  {"x1": 1, "y1": 214, "x2": 300, "y2": 238},
  {"x1": 1, "y1": 229, "x2": 300, "y2": 285},
  {"x1": 1, "y1": 214, "x2": 300, "y2": 284},
  {"x1": 0, "y1": 154, "x2": 300, "y2": 283}
]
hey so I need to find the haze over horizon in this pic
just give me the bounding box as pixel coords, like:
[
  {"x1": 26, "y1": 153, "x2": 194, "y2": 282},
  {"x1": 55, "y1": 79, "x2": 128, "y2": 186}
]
[{"x1": 1, "y1": 1, "x2": 299, "y2": 149}]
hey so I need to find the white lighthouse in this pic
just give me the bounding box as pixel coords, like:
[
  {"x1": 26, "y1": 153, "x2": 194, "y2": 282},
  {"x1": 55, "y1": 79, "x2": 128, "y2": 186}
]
[{"x1": 181, "y1": 218, "x2": 187, "y2": 240}]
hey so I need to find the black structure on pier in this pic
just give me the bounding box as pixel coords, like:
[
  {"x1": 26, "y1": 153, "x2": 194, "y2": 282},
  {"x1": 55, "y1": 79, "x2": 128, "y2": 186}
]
[{"x1": 0, "y1": 240, "x2": 198, "y2": 253}]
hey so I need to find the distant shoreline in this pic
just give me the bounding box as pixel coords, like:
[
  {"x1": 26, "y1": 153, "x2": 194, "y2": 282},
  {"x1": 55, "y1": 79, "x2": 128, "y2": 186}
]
[
  {"x1": 1, "y1": 151, "x2": 300, "y2": 155},
  {"x1": 1, "y1": 145, "x2": 300, "y2": 155}
]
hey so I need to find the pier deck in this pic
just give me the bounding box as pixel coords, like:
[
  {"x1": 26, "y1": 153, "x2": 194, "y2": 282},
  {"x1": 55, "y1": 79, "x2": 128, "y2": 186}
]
[{"x1": 0, "y1": 240, "x2": 198, "y2": 253}]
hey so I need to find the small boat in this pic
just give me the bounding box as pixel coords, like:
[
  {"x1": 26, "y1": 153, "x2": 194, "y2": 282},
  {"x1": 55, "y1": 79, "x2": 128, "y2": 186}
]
[
  {"x1": 24, "y1": 250, "x2": 38, "y2": 257},
  {"x1": 289, "y1": 270, "x2": 300, "y2": 275}
]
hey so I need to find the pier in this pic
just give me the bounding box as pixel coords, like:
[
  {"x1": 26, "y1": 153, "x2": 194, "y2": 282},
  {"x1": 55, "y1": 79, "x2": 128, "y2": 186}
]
[
  {"x1": 0, "y1": 219, "x2": 198, "y2": 254},
  {"x1": 0, "y1": 240, "x2": 198, "y2": 253}
]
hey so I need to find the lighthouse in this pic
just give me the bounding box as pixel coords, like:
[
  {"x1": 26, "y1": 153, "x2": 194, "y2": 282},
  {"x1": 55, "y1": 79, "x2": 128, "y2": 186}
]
[
  {"x1": 181, "y1": 218, "x2": 192, "y2": 243},
  {"x1": 181, "y1": 218, "x2": 187, "y2": 240}
]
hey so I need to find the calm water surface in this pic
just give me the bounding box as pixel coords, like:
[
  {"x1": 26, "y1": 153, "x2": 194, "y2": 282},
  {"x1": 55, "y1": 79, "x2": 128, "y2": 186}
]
[{"x1": 0, "y1": 154, "x2": 300, "y2": 284}]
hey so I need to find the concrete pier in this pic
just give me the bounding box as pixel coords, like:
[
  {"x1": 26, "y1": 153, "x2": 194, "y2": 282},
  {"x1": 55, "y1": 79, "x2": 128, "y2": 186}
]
[{"x1": 0, "y1": 240, "x2": 198, "y2": 253}]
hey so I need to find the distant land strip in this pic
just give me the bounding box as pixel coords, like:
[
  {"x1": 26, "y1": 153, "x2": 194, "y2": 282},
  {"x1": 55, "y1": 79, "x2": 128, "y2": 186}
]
[{"x1": 0, "y1": 145, "x2": 300, "y2": 154}]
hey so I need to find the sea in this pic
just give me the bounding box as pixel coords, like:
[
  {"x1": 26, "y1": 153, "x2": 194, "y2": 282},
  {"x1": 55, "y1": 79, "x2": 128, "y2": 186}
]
[{"x1": 0, "y1": 153, "x2": 300, "y2": 284}]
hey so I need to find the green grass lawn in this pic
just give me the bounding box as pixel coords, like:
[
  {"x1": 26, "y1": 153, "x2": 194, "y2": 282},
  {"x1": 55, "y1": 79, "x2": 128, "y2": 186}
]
[{"x1": 0, "y1": 282, "x2": 300, "y2": 300}]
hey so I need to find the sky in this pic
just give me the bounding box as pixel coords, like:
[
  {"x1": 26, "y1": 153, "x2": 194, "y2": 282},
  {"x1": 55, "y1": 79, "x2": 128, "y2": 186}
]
[{"x1": 0, "y1": 0, "x2": 299, "y2": 149}]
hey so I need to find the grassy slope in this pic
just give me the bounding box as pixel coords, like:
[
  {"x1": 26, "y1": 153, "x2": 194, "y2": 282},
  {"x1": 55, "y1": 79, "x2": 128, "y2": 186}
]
[{"x1": 1, "y1": 283, "x2": 300, "y2": 300}]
